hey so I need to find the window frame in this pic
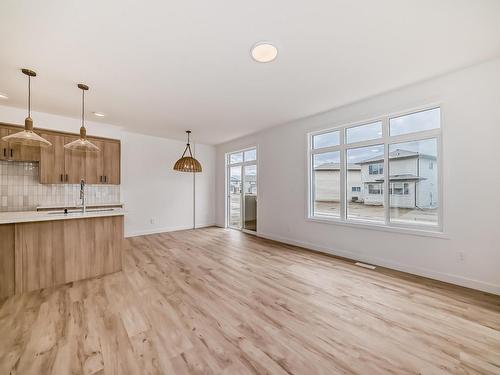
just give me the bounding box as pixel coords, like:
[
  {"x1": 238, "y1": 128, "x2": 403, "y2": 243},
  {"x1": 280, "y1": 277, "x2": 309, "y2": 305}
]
[{"x1": 307, "y1": 104, "x2": 444, "y2": 236}]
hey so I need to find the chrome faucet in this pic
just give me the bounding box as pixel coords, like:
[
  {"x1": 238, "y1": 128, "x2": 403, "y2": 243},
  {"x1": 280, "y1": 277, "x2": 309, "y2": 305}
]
[{"x1": 80, "y1": 179, "x2": 86, "y2": 213}]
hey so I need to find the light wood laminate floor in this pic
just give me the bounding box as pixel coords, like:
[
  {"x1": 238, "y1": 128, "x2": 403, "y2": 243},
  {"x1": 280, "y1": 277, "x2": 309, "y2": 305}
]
[{"x1": 1, "y1": 227, "x2": 500, "y2": 374}]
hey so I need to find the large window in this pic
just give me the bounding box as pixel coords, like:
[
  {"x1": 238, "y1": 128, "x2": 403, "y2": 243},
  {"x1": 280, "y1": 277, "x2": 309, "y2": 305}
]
[{"x1": 308, "y1": 107, "x2": 442, "y2": 231}]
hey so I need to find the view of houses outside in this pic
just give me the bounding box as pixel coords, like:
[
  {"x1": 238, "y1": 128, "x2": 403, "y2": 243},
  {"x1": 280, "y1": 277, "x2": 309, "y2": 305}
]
[{"x1": 313, "y1": 139, "x2": 438, "y2": 225}]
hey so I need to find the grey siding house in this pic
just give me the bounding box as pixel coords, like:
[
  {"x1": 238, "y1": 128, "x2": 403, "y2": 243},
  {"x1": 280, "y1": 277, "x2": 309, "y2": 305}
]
[
  {"x1": 314, "y1": 149, "x2": 437, "y2": 209},
  {"x1": 356, "y1": 149, "x2": 438, "y2": 208}
]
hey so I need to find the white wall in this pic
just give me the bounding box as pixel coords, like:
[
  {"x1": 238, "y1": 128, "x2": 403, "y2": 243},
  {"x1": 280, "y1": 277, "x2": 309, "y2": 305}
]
[
  {"x1": 215, "y1": 58, "x2": 500, "y2": 295},
  {"x1": 0, "y1": 105, "x2": 216, "y2": 236}
]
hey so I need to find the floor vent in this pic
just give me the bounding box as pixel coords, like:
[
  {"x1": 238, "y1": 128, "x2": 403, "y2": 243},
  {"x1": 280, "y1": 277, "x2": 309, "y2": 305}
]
[{"x1": 355, "y1": 262, "x2": 376, "y2": 270}]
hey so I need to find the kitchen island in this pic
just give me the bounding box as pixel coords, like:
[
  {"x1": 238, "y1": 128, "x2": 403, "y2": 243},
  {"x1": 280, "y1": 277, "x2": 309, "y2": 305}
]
[{"x1": 0, "y1": 208, "x2": 124, "y2": 300}]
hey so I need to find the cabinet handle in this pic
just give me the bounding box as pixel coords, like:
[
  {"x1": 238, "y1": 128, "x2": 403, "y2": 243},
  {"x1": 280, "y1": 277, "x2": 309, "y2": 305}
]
[
  {"x1": 65, "y1": 174, "x2": 68, "y2": 182},
  {"x1": 100, "y1": 175, "x2": 103, "y2": 183},
  {"x1": 3, "y1": 148, "x2": 5, "y2": 157},
  {"x1": 10, "y1": 149, "x2": 13, "y2": 158},
  {"x1": 105, "y1": 175, "x2": 107, "y2": 183},
  {"x1": 60, "y1": 174, "x2": 63, "y2": 182}
]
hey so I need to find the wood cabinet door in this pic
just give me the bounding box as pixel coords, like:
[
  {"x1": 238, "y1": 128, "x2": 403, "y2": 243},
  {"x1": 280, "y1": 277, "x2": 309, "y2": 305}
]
[
  {"x1": 85, "y1": 139, "x2": 105, "y2": 184},
  {"x1": 103, "y1": 141, "x2": 120, "y2": 184},
  {"x1": 64, "y1": 136, "x2": 86, "y2": 184},
  {"x1": 39, "y1": 133, "x2": 66, "y2": 184},
  {"x1": 7, "y1": 129, "x2": 41, "y2": 162},
  {"x1": 0, "y1": 127, "x2": 8, "y2": 160}
]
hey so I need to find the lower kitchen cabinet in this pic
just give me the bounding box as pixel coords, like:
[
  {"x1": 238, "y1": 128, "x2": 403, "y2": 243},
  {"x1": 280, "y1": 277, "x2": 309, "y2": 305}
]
[{"x1": 8, "y1": 215, "x2": 123, "y2": 295}]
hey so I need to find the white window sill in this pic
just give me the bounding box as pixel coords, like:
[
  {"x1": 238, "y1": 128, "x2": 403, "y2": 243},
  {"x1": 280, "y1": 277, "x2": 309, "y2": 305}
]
[{"x1": 306, "y1": 216, "x2": 449, "y2": 239}]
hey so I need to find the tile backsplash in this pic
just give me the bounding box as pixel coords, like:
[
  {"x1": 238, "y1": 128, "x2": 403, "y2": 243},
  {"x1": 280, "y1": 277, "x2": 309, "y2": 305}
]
[{"x1": 0, "y1": 160, "x2": 120, "y2": 212}]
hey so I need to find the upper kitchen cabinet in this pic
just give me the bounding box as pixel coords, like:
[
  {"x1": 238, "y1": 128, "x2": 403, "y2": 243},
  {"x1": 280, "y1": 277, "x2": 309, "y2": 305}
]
[
  {"x1": 39, "y1": 133, "x2": 66, "y2": 183},
  {"x1": 0, "y1": 127, "x2": 8, "y2": 160},
  {"x1": 0, "y1": 126, "x2": 40, "y2": 162},
  {"x1": 2, "y1": 123, "x2": 120, "y2": 185},
  {"x1": 85, "y1": 139, "x2": 120, "y2": 184},
  {"x1": 85, "y1": 139, "x2": 105, "y2": 184},
  {"x1": 103, "y1": 141, "x2": 120, "y2": 184},
  {"x1": 64, "y1": 136, "x2": 87, "y2": 184}
]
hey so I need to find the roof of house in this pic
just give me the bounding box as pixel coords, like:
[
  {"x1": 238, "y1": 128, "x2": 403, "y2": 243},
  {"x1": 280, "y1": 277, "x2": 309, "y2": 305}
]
[
  {"x1": 230, "y1": 175, "x2": 256, "y2": 182},
  {"x1": 356, "y1": 149, "x2": 436, "y2": 164},
  {"x1": 315, "y1": 163, "x2": 361, "y2": 171},
  {"x1": 374, "y1": 174, "x2": 427, "y2": 182}
]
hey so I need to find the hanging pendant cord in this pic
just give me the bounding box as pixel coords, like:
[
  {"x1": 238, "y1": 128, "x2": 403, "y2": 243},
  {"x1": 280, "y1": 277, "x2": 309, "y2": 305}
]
[
  {"x1": 82, "y1": 89, "x2": 85, "y2": 127},
  {"x1": 181, "y1": 132, "x2": 194, "y2": 158},
  {"x1": 28, "y1": 75, "x2": 31, "y2": 117}
]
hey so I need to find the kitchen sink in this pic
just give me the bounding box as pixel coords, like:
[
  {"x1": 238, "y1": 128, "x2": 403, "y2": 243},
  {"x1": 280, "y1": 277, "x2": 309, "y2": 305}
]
[{"x1": 47, "y1": 208, "x2": 116, "y2": 215}]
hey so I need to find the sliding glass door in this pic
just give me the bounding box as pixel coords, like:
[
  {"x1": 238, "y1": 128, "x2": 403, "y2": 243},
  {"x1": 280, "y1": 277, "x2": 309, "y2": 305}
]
[{"x1": 227, "y1": 148, "x2": 257, "y2": 232}]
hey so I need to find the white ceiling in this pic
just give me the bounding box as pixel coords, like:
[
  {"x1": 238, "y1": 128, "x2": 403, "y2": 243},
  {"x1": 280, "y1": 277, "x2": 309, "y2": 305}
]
[{"x1": 1, "y1": 0, "x2": 499, "y2": 145}]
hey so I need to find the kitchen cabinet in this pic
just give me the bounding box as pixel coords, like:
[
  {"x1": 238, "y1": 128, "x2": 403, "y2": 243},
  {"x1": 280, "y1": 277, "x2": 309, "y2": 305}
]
[
  {"x1": 85, "y1": 139, "x2": 120, "y2": 184},
  {"x1": 2, "y1": 215, "x2": 123, "y2": 296},
  {"x1": 64, "y1": 136, "x2": 87, "y2": 184},
  {"x1": 40, "y1": 134, "x2": 86, "y2": 184},
  {"x1": 0, "y1": 127, "x2": 8, "y2": 160},
  {"x1": 0, "y1": 224, "x2": 15, "y2": 300},
  {"x1": 1, "y1": 123, "x2": 120, "y2": 185},
  {"x1": 85, "y1": 139, "x2": 104, "y2": 184},
  {"x1": 39, "y1": 133, "x2": 66, "y2": 183},
  {"x1": 8, "y1": 129, "x2": 41, "y2": 162},
  {"x1": 103, "y1": 141, "x2": 120, "y2": 184},
  {"x1": 0, "y1": 126, "x2": 40, "y2": 162}
]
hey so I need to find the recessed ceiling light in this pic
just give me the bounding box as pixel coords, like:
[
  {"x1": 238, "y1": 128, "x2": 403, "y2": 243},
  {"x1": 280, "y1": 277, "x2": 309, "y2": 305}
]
[
  {"x1": 0, "y1": 92, "x2": 8, "y2": 99},
  {"x1": 251, "y1": 42, "x2": 278, "y2": 63},
  {"x1": 93, "y1": 112, "x2": 105, "y2": 117}
]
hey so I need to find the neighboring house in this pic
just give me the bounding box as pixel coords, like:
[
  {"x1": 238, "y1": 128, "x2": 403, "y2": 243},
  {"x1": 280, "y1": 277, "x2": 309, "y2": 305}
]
[
  {"x1": 230, "y1": 174, "x2": 256, "y2": 194},
  {"x1": 314, "y1": 163, "x2": 362, "y2": 202},
  {"x1": 356, "y1": 149, "x2": 437, "y2": 208}
]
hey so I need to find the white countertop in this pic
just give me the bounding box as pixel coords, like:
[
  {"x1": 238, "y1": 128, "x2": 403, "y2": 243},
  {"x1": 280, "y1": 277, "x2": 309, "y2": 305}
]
[
  {"x1": 0, "y1": 208, "x2": 125, "y2": 224},
  {"x1": 36, "y1": 202, "x2": 124, "y2": 210}
]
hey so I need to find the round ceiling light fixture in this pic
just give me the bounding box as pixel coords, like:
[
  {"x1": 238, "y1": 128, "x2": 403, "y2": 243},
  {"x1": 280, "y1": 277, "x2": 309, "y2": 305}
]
[{"x1": 251, "y1": 42, "x2": 278, "y2": 63}]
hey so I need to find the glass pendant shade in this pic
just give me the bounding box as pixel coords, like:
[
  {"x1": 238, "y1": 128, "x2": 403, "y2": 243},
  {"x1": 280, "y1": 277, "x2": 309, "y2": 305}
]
[
  {"x1": 1, "y1": 69, "x2": 52, "y2": 148},
  {"x1": 2, "y1": 117, "x2": 52, "y2": 147},
  {"x1": 64, "y1": 84, "x2": 100, "y2": 152},
  {"x1": 64, "y1": 127, "x2": 100, "y2": 152},
  {"x1": 173, "y1": 131, "x2": 202, "y2": 173}
]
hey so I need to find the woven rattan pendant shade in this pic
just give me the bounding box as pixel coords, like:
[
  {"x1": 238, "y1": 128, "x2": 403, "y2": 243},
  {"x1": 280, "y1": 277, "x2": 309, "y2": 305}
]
[{"x1": 173, "y1": 131, "x2": 202, "y2": 173}]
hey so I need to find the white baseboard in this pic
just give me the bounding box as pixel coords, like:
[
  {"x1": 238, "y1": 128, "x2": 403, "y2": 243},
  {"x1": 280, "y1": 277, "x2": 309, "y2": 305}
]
[
  {"x1": 125, "y1": 223, "x2": 215, "y2": 238},
  {"x1": 257, "y1": 231, "x2": 500, "y2": 295}
]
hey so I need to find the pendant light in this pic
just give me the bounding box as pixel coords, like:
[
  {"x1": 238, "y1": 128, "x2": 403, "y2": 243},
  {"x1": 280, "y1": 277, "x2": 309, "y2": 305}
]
[
  {"x1": 64, "y1": 84, "x2": 100, "y2": 152},
  {"x1": 1, "y1": 69, "x2": 52, "y2": 147},
  {"x1": 173, "y1": 130, "x2": 202, "y2": 172}
]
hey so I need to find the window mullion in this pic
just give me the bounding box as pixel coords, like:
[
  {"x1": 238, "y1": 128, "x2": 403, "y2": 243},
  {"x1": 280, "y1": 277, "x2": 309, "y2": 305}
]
[
  {"x1": 383, "y1": 116, "x2": 390, "y2": 225},
  {"x1": 340, "y1": 129, "x2": 346, "y2": 221}
]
